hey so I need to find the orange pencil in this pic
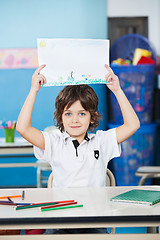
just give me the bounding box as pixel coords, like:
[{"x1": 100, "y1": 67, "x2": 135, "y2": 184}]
[{"x1": 0, "y1": 195, "x2": 21, "y2": 200}]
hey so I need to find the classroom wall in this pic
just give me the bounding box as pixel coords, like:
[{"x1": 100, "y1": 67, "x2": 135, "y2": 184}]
[
  {"x1": 0, "y1": 0, "x2": 108, "y2": 138},
  {"x1": 0, "y1": 0, "x2": 107, "y2": 48}
]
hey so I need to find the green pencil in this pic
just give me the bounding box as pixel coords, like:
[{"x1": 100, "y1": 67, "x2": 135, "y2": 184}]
[
  {"x1": 41, "y1": 204, "x2": 83, "y2": 212},
  {"x1": 15, "y1": 202, "x2": 58, "y2": 210}
]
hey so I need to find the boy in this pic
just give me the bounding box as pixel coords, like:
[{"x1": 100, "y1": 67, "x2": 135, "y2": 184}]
[{"x1": 16, "y1": 64, "x2": 140, "y2": 234}]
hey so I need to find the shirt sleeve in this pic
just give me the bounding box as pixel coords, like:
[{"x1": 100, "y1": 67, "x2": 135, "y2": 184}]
[
  {"x1": 97, "y1": 128, "x2": 121, "y2": 161},
  {"x1": 33, "y1": 131, "x2": 54, "y2": 164}
]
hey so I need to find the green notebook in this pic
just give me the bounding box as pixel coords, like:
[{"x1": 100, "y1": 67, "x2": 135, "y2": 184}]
[{"x1": 110, "y1": 189, "x2": 160, "y2": 205}]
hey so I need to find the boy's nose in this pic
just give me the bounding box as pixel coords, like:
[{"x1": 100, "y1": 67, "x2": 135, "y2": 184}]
[{"x1": 72, "y1": 115, "x2": 78, "y2": 122}]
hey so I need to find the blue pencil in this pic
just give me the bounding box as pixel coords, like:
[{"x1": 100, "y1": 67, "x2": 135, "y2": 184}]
[
  {"x1": 8, "y1": 197, "x2": 13, "y2": 202},
  {"x1": 16, "y1": 203, "x2": 31, "y2": 206},
  {"x1": 0, "y1": 200, "x2": 31, "y2": 206},
  {"x1": 22, "y1": 190, "x2": 25, "y2": 200}
]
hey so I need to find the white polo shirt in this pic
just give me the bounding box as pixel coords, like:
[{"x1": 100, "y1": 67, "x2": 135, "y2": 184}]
[{"x1": 34, "y1": 128, "x2": 121, "y2": 188}]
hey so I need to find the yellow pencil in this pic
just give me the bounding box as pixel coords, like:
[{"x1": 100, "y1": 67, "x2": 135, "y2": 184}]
[{"x1": 12, "y1": 121, "x2": 16, "y2": 129}]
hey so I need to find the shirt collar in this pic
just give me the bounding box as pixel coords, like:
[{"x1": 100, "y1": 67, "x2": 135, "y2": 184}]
[
  {"x1": 62, "y1": 131, "x2": 70, "y2": 143},
  {"x1": 84, "y1": 132, "x2": 90, "y2": 141},
  {"x1": 62, "y1": 131, "x2": 95, "y2": 144}
]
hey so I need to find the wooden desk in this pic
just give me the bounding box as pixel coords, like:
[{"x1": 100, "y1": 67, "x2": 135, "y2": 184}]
[{"x1": 0, "y1": 186, "x2": 160, "y2": 239}]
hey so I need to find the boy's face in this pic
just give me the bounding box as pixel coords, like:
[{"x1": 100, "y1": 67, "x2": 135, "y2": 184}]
[{"x1": 62, "y1": 100, "x2": 92, "y2": 144}]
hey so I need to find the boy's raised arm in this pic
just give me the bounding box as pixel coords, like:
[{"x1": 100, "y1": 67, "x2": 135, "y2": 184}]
[
  {"x1": 16, "y1": 64, "x2": 46, "y2": 149},
  {"x1": 105, "y1": 64, "x2": 140, "y2": 144}
]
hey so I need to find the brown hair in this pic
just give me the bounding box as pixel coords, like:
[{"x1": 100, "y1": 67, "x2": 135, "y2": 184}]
[{"x1": 54, "y1": 85, "x2": 102, "y2": 132}]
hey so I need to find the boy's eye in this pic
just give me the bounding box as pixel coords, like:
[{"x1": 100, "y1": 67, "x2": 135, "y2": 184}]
[
  {"x1": 65, "y1": 112, "x2": 71, "y2": 116},
  {"x1": 80, "y1": 112, "x2": 85, "y2": 116}
]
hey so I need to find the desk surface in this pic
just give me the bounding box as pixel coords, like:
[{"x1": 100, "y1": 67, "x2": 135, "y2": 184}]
[
  {"x1": 0, "y1": 137, "x2": 33, "y2": 155},
  {"x1": 0, "y1": 137, "x2": 32, "y2": 148},
  {"x1": 0, "y1": 186, "x2": 160, "y2": 225}
]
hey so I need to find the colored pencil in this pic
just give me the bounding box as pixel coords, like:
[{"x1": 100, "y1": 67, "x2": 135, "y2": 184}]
[
  {"x1": 52, "y1": 200, "x2": 75, "y2": 204},
  {"x1": 15, "y1": 200, "x2": 76, "y2": 210},
  {"x1": 8, "y1": 197, "x2": 13, "y2": 202},
  {"x1": 11, "y1": 121, "x2": 16, "y2": 129},
  {"x1": 0, "y1": 201, "x2": 14, "y2": 204},
  {"x1": 31, "y1": 200, "x2": 76, "y2": 206},
  {"x1": 41, "y1": 204, "x2": 83, "y2": 212},
  {"x1": 16, "y1": 203, "x2": 32, "y2": 206},
  {"x1": 0, "y1": 201, "x2": 31, "y2": 206},
  {"x1": 15, "y1": 202, "x2": 59, "y2": 210},
  {"x1": 22, "y1": 191, "x2": 25, "y2": 200},
  {"x1": 0, "y1": 201, "x2": 17, "y2": 206},
  {"x1": 0, "y1": 195, "x2": 21, "y2": 200},
  {"x1": 41, "y1": 201, "x2": 77, "y2": 210}
]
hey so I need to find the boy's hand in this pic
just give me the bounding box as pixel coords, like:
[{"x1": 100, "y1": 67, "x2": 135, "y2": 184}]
[
  {"x1": 105, "y1": 64, "x2": 120, "y2": 93},
  {"x1": 31, "y1": 64, "x2": 46, "y2": 93}
]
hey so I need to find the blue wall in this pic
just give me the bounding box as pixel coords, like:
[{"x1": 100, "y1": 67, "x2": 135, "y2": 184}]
[
  {"x1": 0, "y1": 0, "x2": 107, "y2": 47},
  {"x1": 0, "y1": 0, "x2": 108, "y2": 138}
]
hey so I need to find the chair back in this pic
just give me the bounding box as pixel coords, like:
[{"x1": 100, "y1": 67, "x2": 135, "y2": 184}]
[
  {"x1": 48, "y1": 169, "x2": 116, "y2": 188},
  {"x1": 48, "y1": 172, "x2": 53, "y2": 188},
  {"x1": 106, "y1": 169, "x2": 116, "y2": 186}
]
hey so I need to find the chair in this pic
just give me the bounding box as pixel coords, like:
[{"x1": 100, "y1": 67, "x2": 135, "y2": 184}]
[
  {"x1": 47, "y1": 169, "x2": 116, "y2": 234},
  {"x1": 48, "y1": 168, "x2": 116, "y2": 188},
  {"x1": 135, "y1": 166, "x2": 160, "y2": 185},
  {"x1": 37, "y1": 162, "x2": 51, "y2": 188}
]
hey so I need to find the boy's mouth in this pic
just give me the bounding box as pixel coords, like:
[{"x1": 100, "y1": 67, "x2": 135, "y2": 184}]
[{"x1": 70, "y1": 126, "x2": 80, "y2": 128}]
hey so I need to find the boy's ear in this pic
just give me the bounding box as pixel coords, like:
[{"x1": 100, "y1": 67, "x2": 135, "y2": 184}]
[{"x1": 90, "y1": 116, "x2": 95, "y2": 124}]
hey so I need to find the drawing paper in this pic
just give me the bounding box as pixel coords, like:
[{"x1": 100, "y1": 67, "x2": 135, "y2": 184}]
[{"x1": 37, "y1": 38, "x2": 109, "y2": 86}]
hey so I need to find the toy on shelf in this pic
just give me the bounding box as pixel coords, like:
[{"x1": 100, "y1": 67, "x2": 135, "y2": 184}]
[{"x1": 111, "y1": 48, "x2": 155, "y2": 66}]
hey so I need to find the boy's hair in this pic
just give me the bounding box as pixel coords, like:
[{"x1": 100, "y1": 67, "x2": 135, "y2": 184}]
[{"x1": 54, "y1": 84, "x2": 102, "y2": 132}]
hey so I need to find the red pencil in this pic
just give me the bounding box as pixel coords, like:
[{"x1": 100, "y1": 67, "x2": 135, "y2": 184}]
[
  {"x1": 53, "y1": 200, "x2": 75, "y2": 204},
  {"x1": 15, "y1": 200, "x2": 76, "y2": 210},
  {"x1": 30, "y1": 200, "x2": 75, "y2": 206},
  {"x1": 41, "y1": 201, "x2": 77, "y2": 210},
  {"x1": 0, "y1": 201, "x2": 17, "y2": 206}
]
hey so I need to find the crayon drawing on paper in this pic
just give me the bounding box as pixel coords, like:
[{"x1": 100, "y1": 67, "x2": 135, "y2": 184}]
[{"x1": 37, "y1": 38, "x2": 109, "y2": 86}]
